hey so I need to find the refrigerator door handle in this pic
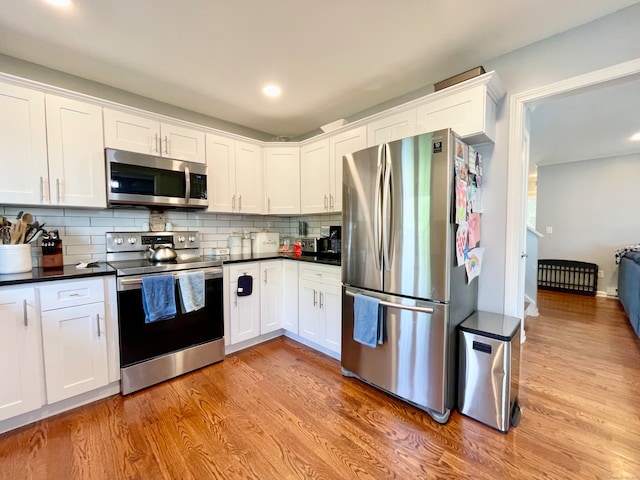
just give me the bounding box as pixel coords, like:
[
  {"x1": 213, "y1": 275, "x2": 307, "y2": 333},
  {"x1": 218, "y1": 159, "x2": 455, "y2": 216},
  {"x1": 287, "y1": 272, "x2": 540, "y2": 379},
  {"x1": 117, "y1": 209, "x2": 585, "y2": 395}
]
[
  {"x1": 382, "y1": 143, "x2": 393, "y2": 271},
  {"x1": 373, "y1": 144, "x2": 385, "y2": 272},
  {"x1": 345, "y1": 290, "x2": 434, "y2": 314}
]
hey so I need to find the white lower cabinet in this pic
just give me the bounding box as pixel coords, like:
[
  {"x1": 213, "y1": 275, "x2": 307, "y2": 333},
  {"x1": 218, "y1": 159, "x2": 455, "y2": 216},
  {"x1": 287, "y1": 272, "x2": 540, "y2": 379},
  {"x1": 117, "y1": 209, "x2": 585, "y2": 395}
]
[
  {"x1": 298, "y1": 264, "x2": 342, "y2": 355},
  {"x1": 260, "y1": 261, "x2": 282, "y2": 334},
  {"x1": 282, "y1": 261, "x2": 299, "y2": 334},
  {"x1": 227, "y1": 263, "x2": 261, "y2": 344},
  {"x1": 0, "y1": 287, "x2": 44, "y2": 422},
  {"x1": 39, "y1": 278, "x2": 109, "y2": 404}
]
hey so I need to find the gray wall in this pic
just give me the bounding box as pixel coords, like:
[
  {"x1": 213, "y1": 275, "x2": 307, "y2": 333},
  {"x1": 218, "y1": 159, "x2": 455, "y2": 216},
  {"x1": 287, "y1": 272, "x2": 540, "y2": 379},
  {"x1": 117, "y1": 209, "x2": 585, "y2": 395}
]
[
  {"x1": 476, "y1": 3, "x2": 640, "y2": 312},
  {"x1": 536, "y1": 154, "x2": 640, "y2": 295}
]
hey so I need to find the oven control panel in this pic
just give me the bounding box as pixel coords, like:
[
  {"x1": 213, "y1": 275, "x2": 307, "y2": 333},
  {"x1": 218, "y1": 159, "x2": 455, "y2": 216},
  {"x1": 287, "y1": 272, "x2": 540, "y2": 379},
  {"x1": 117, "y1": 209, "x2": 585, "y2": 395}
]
[{"x1": 106, "y1": 231, "x2": 200, "y2": 252}]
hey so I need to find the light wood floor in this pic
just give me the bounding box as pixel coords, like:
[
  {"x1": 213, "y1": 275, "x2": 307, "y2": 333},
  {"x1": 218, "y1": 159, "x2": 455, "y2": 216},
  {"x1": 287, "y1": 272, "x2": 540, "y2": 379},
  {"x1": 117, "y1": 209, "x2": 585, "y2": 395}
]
[{"x1": 1, "y1": 290, "x2": 639, "y2": 479}]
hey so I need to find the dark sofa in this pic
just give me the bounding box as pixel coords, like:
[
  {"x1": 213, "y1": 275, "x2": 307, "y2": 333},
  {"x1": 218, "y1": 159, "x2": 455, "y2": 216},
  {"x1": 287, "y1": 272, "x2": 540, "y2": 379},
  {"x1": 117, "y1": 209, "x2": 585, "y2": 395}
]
[{"x1": 618, "y1": 252, "x2": 640, "y2": 337}]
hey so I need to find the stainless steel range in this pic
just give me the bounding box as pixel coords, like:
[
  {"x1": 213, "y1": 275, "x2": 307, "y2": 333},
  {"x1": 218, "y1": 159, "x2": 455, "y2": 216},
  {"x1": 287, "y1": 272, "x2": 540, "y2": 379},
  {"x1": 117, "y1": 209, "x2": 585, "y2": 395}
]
[{"x1": 106, "y1": 231, "x2": 224, "y2": 395}]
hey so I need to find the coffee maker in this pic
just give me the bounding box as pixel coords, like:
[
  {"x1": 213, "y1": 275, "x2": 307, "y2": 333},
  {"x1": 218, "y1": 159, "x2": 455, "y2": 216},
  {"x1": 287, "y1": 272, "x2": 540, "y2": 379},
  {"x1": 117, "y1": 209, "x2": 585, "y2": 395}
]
[{"x1": 317, "y1": 226, "x2": 341, "y2": 259}]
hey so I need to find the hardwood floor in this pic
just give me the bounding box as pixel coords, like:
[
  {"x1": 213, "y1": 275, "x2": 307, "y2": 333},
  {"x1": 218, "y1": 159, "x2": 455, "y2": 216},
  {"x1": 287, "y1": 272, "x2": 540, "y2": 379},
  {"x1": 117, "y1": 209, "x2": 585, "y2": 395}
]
[{"x1": 1, "y1": 290, "x2": 639, "y2": 479}]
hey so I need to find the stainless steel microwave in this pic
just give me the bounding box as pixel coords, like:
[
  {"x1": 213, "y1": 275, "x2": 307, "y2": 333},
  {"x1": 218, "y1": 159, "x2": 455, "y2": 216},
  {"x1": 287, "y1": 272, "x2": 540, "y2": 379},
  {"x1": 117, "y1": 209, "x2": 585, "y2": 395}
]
[{"x1": 105, "y1": 148, "x2": 208, "y2": 209}]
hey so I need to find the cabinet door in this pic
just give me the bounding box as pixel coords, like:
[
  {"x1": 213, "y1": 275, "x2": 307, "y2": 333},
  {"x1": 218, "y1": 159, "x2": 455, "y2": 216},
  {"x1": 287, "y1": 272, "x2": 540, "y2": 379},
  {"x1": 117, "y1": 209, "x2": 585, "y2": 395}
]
[
  {"x1": 206, "y1": 133, "x2": 236, "y2": 213},
  {"x1": 0, "y1": 82, "x2": 48, "y2": 205},
  {"x1": 329, "y1": 126, "x2": 367, "y2": 212},
  {"x1": 228, "y1": 264, "x2": 261, "y2": 344},
  {"x1": 161, "y1": 122, "x2": 206, "y2": 163},
  {"x1": 234, "y1": 141, "x2": 263, "y2": 214},
  {"x1": 282, "y1": 261, "x2": 299, "y2": 334},
  {"x1": 260, "y1": 261, "x2": 282, "y2": 334},
  {"x1": 320, "y1": 283, "x2": 342, "y2": 354},
  {"x1": 0, "y1": 288, "x2": 44, "y2": 421},
  {"x1": 41, "y1": 302, "x2": 108, "y2": 404},
  {"x1": 45, "y1": 95, "x2": 106, "y2": 208},
  {"x1": 264, "y1": 147, "x2": 300, "y2": 215},
  {"x1": 103, "y1": 108, "x2": 161, "y2": 155},
  {"x1": 298, "y1": 279, "x2": 322, "y2": 344},
  {"x1": 300, "y1": 138, "x2": 330, "y2": 214},
  {"x1": 366, "y1": 109, "x2": 417, "y2": 147}
]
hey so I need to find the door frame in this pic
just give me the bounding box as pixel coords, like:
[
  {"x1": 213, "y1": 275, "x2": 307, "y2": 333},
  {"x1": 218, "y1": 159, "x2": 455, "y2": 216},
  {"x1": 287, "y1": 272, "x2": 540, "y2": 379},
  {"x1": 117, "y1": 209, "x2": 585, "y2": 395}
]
[{"x1": 503, "y1": 58, "x2": 640, "y2": 330}]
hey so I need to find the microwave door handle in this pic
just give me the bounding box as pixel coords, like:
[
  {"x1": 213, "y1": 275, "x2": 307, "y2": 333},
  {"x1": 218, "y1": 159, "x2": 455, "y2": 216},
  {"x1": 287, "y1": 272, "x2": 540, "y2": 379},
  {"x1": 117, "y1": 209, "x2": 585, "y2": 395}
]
[{"x1": 184, "y1": 166, "x2": 191, "y2": 203}]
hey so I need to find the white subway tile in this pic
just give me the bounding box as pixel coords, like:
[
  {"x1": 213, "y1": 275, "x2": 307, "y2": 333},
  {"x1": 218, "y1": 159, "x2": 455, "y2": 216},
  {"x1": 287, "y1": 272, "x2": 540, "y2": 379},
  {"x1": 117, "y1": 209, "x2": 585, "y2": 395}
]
[
  {"x1": 91, "y1": 217, "x2": 135, "y2": 227},
  {"x1": 66, "y1": 244, "x2": 106, "y2": 255}
]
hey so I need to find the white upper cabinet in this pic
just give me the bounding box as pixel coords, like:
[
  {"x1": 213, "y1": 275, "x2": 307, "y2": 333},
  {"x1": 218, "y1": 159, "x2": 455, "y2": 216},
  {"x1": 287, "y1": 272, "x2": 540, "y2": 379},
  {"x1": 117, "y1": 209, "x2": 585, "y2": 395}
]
[
  {"x1": 264, "y1": 146, "x2": 300, "y2": 215},
  {"x1": 0, "y1": 82, "x2": 48, "y2": 205},
  {"x1": 207, "y1": 134, "x2": 263, "y2": 214},
  {"x1": 367, "y1": 109, "x2": 417, "y2": 147},
  {"x1": 329, "y1": 126, "x2": 367, "y2": 212},
  {"x1": 415, "y1": 73, "x2": 505, "y2": 145},
  {"x1": 45, "y1": 95, "x2": 106, "y2": 208},
  {"x1": 300, "y1": 138, "x2": 330, "y2": 214},
  {"x1": 103, "y1": 108, "x2": 206, "y2": 163}
]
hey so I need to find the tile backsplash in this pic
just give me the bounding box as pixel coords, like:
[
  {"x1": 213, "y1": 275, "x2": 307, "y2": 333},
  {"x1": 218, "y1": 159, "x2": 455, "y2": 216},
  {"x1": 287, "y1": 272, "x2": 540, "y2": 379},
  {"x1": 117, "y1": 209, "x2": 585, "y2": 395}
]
[{"x1": 1, "y1": 206, "x2": 341, "y2": 267}]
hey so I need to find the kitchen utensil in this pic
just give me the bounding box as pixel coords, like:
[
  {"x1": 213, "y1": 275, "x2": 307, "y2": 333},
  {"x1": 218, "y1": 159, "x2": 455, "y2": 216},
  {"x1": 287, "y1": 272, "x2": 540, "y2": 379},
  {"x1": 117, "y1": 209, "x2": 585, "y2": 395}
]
[{"x1": 146, "y1": 244, "x2": 177, "y2": 262}]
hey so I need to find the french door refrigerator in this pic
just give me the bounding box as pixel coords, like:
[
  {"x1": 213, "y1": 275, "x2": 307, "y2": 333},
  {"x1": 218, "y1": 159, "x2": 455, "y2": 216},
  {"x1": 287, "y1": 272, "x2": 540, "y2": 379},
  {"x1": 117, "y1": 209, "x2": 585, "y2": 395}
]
[{"x1": 341, "y1": 128, "x2": 477, "y2": 423}]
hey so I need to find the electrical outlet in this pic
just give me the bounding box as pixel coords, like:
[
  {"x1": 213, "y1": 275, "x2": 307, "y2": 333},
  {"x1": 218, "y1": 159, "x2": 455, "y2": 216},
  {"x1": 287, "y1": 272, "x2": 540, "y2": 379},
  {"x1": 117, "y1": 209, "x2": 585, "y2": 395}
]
[
  {"x1": 545, "y1": 226, "x2": 553, "y2": 234},
  {"x1": 598, "y1": 269, "x2": 604, "y2": 278},
  {"x1": 266, "y1": 221, "x2": 273, "y2": 228}
]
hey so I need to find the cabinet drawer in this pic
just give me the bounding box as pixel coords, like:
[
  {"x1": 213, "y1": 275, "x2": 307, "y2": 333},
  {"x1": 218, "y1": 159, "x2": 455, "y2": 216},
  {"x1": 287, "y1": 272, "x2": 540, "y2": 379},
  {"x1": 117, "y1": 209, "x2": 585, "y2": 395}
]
[
  {"x1": 298, "y1": 263, "x2": 340, "y2": 284},
  {"x1": 39, "y1": 278, "x2": 104, "y2": 311}
]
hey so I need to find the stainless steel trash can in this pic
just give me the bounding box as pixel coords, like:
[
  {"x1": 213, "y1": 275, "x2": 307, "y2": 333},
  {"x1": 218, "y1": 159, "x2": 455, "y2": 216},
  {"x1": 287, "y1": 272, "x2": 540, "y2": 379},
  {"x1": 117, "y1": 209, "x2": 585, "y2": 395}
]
[{"x1": 458, "y1": 311, "x2": 522, "y2": 432}]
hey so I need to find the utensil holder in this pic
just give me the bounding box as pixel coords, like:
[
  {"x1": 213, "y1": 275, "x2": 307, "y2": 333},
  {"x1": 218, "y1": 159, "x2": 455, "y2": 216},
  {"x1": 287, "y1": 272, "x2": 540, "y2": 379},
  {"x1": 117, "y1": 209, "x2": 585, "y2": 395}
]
[
  {"x1": 0, "y1": 244, "x2": 33, "y2": 274},
  {"x1": 41, "y1": 240, "x2": 63, "y2": 269}
]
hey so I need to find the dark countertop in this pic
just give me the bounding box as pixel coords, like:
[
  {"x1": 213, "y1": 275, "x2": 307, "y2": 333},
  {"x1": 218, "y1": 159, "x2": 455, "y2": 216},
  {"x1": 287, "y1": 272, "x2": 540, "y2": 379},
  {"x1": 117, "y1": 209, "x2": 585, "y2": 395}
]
[
  {"x1": 0, "y1": 254, "x2": 339, "y2": 288},
  {"x1": 0, "y1": 263, "x2": 116, "y2": 287},
  {"x1": 221, "y1": 252, "x2": 341, "y2": 267}
]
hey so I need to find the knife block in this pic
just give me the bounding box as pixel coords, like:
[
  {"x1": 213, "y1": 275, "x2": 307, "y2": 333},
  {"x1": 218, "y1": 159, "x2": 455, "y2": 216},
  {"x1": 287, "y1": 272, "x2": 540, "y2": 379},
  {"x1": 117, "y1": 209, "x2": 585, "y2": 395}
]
[{"x1": 41, "y1": 240, "x2": 63, "y2": 269}]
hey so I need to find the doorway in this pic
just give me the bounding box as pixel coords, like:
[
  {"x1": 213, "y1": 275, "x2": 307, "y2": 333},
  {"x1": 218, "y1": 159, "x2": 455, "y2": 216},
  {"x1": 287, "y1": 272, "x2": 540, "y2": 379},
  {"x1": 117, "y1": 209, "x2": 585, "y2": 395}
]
[{"x1": 504, "y1": 58, "x2": 640, "y2": 341}]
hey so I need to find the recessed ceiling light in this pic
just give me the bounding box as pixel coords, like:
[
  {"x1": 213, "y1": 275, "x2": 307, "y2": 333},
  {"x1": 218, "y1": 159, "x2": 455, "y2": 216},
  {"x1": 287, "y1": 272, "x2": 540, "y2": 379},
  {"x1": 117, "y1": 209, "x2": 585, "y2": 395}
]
[
  {"x1": 43, "y1": 0, "x2": 72, "y2": 7},
  {"x1": 263, "y1": 85, "x2": 281, "y2": 97},
  {"x1": 631, "y1": 132, "x2": 640, "y2": 141}
]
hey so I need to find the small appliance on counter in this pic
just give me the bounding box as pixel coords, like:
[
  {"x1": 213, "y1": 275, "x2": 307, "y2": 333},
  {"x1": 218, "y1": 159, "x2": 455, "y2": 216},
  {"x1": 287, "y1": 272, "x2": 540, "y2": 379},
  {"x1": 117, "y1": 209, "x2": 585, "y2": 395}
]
[
  {"x1": 300, "y1": 226, "x2": 341, "y2": 260},
  {"x1": 251, "y1": 231, "x2": 280, "y2": 255}
]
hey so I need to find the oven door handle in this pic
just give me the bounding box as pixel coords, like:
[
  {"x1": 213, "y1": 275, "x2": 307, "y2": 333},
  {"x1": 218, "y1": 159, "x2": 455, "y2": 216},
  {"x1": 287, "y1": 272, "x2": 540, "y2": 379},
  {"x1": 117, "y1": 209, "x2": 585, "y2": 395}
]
[{"x1": 118, "y1": 267, "x2": 223, "y2": 290}]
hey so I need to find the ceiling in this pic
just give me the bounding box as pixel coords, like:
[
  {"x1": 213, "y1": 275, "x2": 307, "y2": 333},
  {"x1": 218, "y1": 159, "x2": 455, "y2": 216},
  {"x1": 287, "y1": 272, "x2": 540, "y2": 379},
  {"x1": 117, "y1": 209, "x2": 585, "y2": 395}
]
[
  {"x1": 530, "y1": 76, "x2": 640, "y2": 166},
  {"x1": 0, "y1": 0, "x2": 638, "y2": 138}
]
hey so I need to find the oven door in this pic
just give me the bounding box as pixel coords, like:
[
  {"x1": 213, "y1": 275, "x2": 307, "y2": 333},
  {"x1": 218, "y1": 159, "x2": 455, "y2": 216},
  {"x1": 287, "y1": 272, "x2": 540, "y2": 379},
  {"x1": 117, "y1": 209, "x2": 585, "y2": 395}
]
[{"x1": 116, "y1": 267, "x2": 223, "y2": 368}]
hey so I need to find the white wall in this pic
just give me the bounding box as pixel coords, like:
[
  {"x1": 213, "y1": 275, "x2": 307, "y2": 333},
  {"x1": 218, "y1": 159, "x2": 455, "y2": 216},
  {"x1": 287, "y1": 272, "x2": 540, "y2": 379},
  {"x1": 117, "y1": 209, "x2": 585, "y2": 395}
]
[
  {"x1": 536, "y1": 154, "x2": 640, "y2": 295},
  {"x1": 477, "y1": 3, "x2": 640, "y2": 312}
]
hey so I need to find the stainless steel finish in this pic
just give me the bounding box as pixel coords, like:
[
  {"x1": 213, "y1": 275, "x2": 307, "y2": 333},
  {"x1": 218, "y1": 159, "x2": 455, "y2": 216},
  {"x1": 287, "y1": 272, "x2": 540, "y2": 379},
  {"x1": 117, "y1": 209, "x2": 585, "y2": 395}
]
[
  {"x1": 121, "y1": 337, "x2": 225, "y2": 395},
  {"x1": 458, "y1": 312, "x2": 521, "y2": 432},
  {"x1": 345, "y1": 289, "x2": 434, "y2": 314},
  {"x1": 23, "y1": 299, "x2": 27, "y2": 326},
  {"x1": 146, "y1": 244, "x2": 178, "y2": 262},
  {"x1": 96, "y1": 313, "x2": 101, "y2": 337},
  {"x1": 342, "y1": 286, "x2": 449, "y2": 417},
  {"x1": 56, "y1": 178, "x2": 61, "y2": 203},
  {"x1": 268, "y1": 197, "x2": 271, "y2": 212},
  {"x1": 117, "y1": 266, "x2": 223, "y2": 291},
  {"x1": 105, "y1": 148, "x2": 208, "y2": 209},
  {"x1": 341, "y1": 129, "x2": 477, "y2": 423},
  {"x1": 184, "y1": 166, "x2": 191, "y2": 202},
  {"x1": 106, "y1": 231, "x2": 200, "y2": 254},
  {"x1": 300, "y1": 237, "x2": 318, "y2": 254}
]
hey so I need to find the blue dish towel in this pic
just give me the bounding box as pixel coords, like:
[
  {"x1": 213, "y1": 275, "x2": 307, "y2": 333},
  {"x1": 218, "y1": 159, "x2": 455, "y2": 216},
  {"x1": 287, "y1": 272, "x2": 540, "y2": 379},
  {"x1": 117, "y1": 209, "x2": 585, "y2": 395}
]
[
  {"x1": 141, "y1": 275, "x2": 177, "y2": 323},
  {"x1": 177, "y1": 271, "x2": 205, "y2": 313},
  {"x1": 353, "y1": 293, "x2": 383, "y2": 348}
]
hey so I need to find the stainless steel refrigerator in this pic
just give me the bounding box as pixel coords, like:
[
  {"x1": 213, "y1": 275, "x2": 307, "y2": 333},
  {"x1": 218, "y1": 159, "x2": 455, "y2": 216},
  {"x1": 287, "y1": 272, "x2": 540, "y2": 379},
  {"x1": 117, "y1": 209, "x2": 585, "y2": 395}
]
[{"x1": 341, "y1": 128, "x2": 477, "y2": 423}]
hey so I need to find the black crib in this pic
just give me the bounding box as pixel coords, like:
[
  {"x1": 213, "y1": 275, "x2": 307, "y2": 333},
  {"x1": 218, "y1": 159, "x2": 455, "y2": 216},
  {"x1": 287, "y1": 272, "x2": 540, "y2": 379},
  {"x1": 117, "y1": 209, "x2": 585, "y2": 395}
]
[{"x1": 537, "y1": 259, "x2": 598, "y2": 296}]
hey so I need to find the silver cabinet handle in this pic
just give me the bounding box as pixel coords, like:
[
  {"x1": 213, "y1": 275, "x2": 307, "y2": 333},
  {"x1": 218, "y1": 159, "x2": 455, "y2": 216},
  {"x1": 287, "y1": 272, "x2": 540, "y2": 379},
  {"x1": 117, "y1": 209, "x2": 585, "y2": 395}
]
[
  {"x1": 264, "y1": 269, "x2": 267, "y2": 284},
  {"x1": 234, "y1": 291, "x2": 238, "y2": 306},
  {"x1": 324, "y1": 194, "x2": 328, "y2": 210},
  {"x1": 56, "y1": 178, "x2": 62, "y2": 203},
  {"x1": 329, "y1": 194, "x2": 334, "y2": 210},
  {"x1": 40, "y1": 176, "x2": 46, "y2": 203},
  {"x1": 163, "y1": 135, "x2": 169, "y2": 155},
  {"x1": 345, "y1": 290, "x2": 434, "y2": 314},
  {"x1": 96, "y1": 313, "x2": 101, "y2": 337},
  {"x1": 313, "y1": 289, "x2": 317, "y2": 307},
  {"x1": 23, "y1": 299, "x2": 28, "y2": 327},
  {"x1": 152, "y1": 134, "x2": 159, "y2": 153},
  {"x1": 238, "y1": 195, "x2": 242, "y2": 211},
  {"x1": 268, "y1": 197, "x2": 271, "y2": 212},
  {"x1": 319, "y1": 291, "x2": 324, "y2": 309},
  {"x1": 232, "y1": 194, "x2": 236, "y2": 211}
]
